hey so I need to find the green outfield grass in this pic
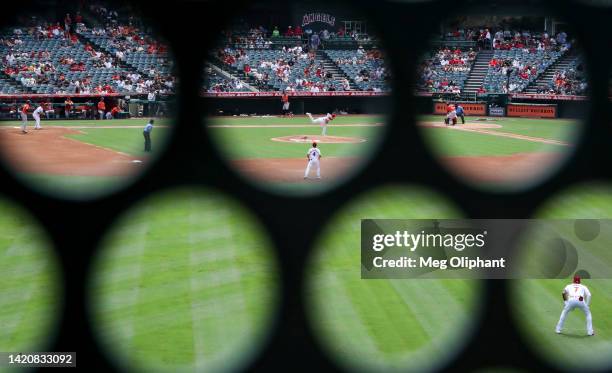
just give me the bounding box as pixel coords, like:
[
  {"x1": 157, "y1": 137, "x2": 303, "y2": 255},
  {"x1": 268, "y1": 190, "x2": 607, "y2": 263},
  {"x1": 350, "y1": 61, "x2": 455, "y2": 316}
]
[
  {"x1": 0, "y1": 118, "x2": 171, "y2": 198},
  {"x1": 90, "y1": 188, "x2": 278, "y2": 373},
  {"x1": 418, "y1": 115, "x2": 579, "y2": 157},
  {"x1": 511, "y1": 184, "x2": 612, "y2": 371},
  {"x1": 307, "y1": 185, "x2": 481, "y2": 372},
  {"x1": 0, "y1": 198, "x2": 59, "y2": 366},
  {"x1": 206, "y1": 115, "x2": 384, "y2": 160},
  {"x1": 0, "y1": 118, "x2": 172, "y2": 157}
]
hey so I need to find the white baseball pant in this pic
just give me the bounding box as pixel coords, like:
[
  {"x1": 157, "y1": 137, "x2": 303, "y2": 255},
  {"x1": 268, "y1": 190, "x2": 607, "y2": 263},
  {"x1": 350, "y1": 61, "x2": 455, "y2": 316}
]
[
  {"x1": 33, "y1": 113, "x2": 41, "y2": 129},
  {"x1": 556, "y1": 299, "x2": 593, "y2": 335},
  {"x1": 304, "y1": 159, "x2": 320, "y2": 178}
]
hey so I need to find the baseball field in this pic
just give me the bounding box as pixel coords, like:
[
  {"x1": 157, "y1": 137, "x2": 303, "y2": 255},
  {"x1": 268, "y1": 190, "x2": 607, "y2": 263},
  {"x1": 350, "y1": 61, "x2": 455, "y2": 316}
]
[
  {"x1": 0, "y1": 198, "x2": 60, "y2": 366},
  {"x1": 512, "y1": 184, "x2": 612, "y2": 371},
  {"x1": 306, "y1": 185, "x2": 481, "y2": 372},
  {"x1": 0, "y1": 118, "x2": 171, "y2": 198},
  {"x1": 89, "y1": 188, "x2": 278, "y2": 372},
  {"x1": 418, "y1": 115, "x2": 580, "y2": 188},
  {"x1": 206, "y1": 114, "x2": 384, "y2": 193}
]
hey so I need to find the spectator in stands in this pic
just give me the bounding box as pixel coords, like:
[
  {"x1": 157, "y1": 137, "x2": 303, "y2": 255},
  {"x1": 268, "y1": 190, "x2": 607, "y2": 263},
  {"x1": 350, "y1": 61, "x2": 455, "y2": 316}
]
[
  {"x1": 64, "y1": 14, "x2": 72, "y2": 33},
  {"x1": 310, "y1": 32, "x2": 320, "y2": 51},
  {"x1": 5, "y1": 51, "x2": 15, "y2": 66},
  {"x1": 272, "y1": 26, "x2": 280, "y2": 37}
]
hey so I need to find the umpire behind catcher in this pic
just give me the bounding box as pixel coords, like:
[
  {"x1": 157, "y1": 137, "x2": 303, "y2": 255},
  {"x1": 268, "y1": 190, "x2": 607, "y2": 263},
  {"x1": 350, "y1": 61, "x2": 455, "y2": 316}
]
[
  {"x1": 143, "y1": 119, "x2": 154, "y2": 152},
  {"x1": 456, "y1": 104, "x2": 465, "y2": 124}
]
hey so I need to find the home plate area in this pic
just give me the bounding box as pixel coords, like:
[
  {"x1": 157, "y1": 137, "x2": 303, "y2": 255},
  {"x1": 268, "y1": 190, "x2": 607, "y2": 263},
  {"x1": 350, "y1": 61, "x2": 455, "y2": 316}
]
[{"x1": 271, "y1": 135, "x2": 366, "y2": 144}]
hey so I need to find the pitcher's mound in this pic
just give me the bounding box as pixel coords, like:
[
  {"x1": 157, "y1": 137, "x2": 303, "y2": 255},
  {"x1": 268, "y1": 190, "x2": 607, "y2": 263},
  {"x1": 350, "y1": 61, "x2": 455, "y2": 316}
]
[{"x1": 271, "y1": 135, "x2": 366, "y2": 144}]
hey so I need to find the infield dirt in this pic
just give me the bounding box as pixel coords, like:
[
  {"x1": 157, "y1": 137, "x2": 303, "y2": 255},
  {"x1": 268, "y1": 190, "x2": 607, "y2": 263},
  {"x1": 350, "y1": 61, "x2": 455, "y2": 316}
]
[
  {"x1": 232, "y1": 157, "x2": 359, "y2": 182},
  {"x1": 0, "y1": 127, "x2": 144, "y2": 176}
]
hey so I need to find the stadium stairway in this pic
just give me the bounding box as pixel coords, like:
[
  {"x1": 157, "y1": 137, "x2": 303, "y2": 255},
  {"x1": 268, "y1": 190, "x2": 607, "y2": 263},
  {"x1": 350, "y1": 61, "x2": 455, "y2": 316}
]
[
  {"x1": 524, "y1": 50, "x2": 577, "y2": 93},
  {"x1": 463, "y1": 49, "x2": 493, "y2": 93},
  {"x1": 207, "y1": 56, "x2": 276, "y2": 91},
  {"x1": 316, "y1": 50, "x2": 359, "y2": 90}
]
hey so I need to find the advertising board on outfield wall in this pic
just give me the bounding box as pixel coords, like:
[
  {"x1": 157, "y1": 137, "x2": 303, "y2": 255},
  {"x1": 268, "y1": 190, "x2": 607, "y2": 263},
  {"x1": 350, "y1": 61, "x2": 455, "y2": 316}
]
[
  {"x1": 488, "y1": 106, "x2": 506, "y2": 116},
  {"x1": 507, "y1": 104, "x2": 557, "y2": 118},
  {"x1": 203, "y1": 91, "x2": 389, "y2": 98},
  {"x1": 433, "y1": 102, "x2": 486, "y2": 115}
]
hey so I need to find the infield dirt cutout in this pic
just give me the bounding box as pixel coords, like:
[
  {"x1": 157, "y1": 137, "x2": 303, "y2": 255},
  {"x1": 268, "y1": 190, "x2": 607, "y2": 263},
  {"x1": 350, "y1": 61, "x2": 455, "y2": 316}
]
[
  {"x1": 0, "y1": 127, "x2": 144, "y2": 176},
  {"x1": 420, "y1": 120, "x2": 571, "y2": 184},
  {"x1": 233, "y1": 157, "x2": 359, "y2": 183},
  {"x1": 271, "y1": 135, "x2": 366, "y2": 144}
]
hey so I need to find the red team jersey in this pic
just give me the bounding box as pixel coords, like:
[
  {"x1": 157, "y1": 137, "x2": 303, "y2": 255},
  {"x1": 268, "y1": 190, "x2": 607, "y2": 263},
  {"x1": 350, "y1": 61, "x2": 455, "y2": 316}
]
[{"x1": 22, "y1": 104, "x2": 30, "y2": 113}]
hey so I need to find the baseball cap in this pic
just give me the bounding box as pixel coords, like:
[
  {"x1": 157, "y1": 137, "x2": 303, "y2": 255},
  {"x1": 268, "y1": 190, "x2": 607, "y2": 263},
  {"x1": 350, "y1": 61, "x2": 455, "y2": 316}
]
[{"x1": 573, "y1": 275, "x2": 581, "y2": 284}]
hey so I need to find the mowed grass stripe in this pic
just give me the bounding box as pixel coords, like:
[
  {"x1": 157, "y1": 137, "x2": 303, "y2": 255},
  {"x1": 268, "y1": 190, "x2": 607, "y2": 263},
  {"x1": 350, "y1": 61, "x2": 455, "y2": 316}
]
[
  {"x1": 419, "y1": 115, "x2": 578, "y2": 142},
  {"x1": 208, "y1": 115, "x2": 384, "y2": 160},
  {"x1": 308, "y1": 186, "x2": 480, "y2": 371},
  {"x1": 422, "y1": 127, "x2": 563, "y2": 156},
  {"x1": 0, "y1": 202, "x2": 58, "y2": 352},
  {"x1": 312, "y1": 269, "x2": 381, "y2": 362},
  {"x1": 419, "y1": 115, "x2": 579, "y2": 157},
  {"x1": 514, "y1": 279, "x2": 612, "y2": 370},
  {"x1": 93, "y1": 190, "x2": 278, "y2": 371},
  {"x1": 96, "y1": 218, "x2": 147, "y2": 349}
]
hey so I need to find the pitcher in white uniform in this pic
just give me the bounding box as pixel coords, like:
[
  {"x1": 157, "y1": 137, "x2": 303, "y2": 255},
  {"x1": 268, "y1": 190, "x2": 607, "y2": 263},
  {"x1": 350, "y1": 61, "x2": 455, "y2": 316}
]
[
  {"x1": 556, "y1": 275, "x2": 594, "y2": 336},
  {"x1": 306, "y1": 112, "x2": 335, "y2": 135},
  {"x1": 304, "y1": 141, "x2": 321, "y2": 179},
  {"x1": 33, "y1": 105, "x2": 44, "y2": 130}
]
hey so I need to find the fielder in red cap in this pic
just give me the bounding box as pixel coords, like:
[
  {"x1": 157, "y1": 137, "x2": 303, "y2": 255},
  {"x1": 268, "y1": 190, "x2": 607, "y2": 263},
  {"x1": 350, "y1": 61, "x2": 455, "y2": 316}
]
[{"x1": 555, "y1": 274, "x2": 594, "y2": 336}]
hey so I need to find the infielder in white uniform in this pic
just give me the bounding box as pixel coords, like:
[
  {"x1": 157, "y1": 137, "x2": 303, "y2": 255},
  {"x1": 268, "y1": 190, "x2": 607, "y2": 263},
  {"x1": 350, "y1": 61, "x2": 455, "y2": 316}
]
[
  {"x1": 306, "y1": 112, "x2": 336, "y2": 136},
  {"x1": 32, "y1": 105, "x2": 44, "y2": 130},
  {"x1": 556, "y1": 275, "x2": 594, "y2": 336},
  {"x1": 304, "y1": 141, "x2": 321, "y2": 179}
]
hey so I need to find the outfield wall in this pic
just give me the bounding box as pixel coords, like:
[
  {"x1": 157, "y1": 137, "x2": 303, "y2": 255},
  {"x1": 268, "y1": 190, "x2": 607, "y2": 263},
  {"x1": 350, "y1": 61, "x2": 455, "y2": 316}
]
[
  {"x1": 418, "y1": 93, "x2": 588, "y2": 119},
  {"x1": 203, "y1": 93, "x2": 391, "y2": 115}
]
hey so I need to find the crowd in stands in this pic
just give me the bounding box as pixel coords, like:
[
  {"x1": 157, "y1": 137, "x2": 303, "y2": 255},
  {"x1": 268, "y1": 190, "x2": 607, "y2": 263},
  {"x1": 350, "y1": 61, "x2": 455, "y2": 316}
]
[
  {"x1": 483, "y1": 30, "x2": 574, "y2": 93},
  {"x1": 0, "y1": 2, "x2": 176, "y2": 96},
  {"x1": 205, "y1": 66, "x2": 250, "y2": 92},
  {"x1": 533, "y1": 62, "x2": 588, "y2": 95},
  {"x1": 420, "y1": 26, "x2": 588, "y2": 95},
  {"x1": 418, "y1": 47, "x2": 476, "y2": 93},
  {"x1": 203, "y1": 18, "x2": 390, "y2": 93},
  {"x1": 222, "y1": 22, "x2": 373, "y2": 51},
  {"x1": 208, "y1": 41, "x2": 389, "y2": 93}
]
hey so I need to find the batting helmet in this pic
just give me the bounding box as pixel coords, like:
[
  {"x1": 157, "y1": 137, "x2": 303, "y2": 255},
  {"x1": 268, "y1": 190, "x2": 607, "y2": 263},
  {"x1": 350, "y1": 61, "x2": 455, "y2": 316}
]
[{"x1": 573, "y1": 275, "x2": 581, "y2": 284}]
